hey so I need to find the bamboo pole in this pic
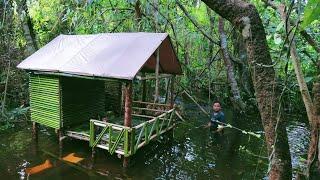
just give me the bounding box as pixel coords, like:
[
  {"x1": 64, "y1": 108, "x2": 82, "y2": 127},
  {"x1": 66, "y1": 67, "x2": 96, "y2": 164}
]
[
  {"x1": 132, "y1": 114, "x2": 155, "y2": 119},
  {"x1": 141, "y1": 72, "x2": 147, "y2": 104},
  {"x1": 154, "y1": 48, "x2": 160, "y2": 103},
  {"x1": 164, "y1": 77, "x2": 169, "y2": 104},
  {"x1": 132, "y1": 107, "x2": 167, "y2": 112},
  {"x1": 141, "y1": 72, "x2": 147, "y2": 114},
  {"x1": 133, "y1": 101, "x2": 170, "y2": 107},
  {"x1": 183, "y1": 90, "x2": 210, "y2": 117},
  {"x1": 170, "y1": 76, "x2": 175, "y2": 108}
]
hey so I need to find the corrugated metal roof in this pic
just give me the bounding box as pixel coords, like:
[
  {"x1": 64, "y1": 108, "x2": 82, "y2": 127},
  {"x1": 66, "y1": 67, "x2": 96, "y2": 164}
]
[{"x1": 17, "y1": 33, "x2": 182, "y2": 80}]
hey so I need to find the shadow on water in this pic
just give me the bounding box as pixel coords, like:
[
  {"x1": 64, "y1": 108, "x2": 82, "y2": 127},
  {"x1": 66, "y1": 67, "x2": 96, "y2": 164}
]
[{"x1": 0, "y1": 101, "x2": 312, "y2": 179}]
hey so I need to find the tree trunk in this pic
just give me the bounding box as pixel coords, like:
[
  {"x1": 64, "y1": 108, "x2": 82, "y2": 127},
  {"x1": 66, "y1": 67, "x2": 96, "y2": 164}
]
[
  {"x1": 19, "y1": 0, "x2": 37, "y2": 55},
  {"x1": 202, "y1": 0, "x2": 292, "y2": 179},
  {"x1": 308, "y1": 79, "x2": 320, "y2": 176},
  {"x1": 262, "y1": 1, "x2": 319, "y2": 176},
  {"x1": 135, "y1": 0, "x2": 142, "y2": 31},
  {"x1": 153, "y1": 0, "x2": 159, "y2": 32},
  {"x1": 218, "y1": 17, "x2": 245, "y2": 110},
  {"x1": 231, "y1": 30, "x2": 254, "y2": 97},
  {"x1": 278, "y1": 4, "x2": 315, "y2": 126},
  {"x1": 300, "y1": 30, "x2": 320, "y2": 54}
]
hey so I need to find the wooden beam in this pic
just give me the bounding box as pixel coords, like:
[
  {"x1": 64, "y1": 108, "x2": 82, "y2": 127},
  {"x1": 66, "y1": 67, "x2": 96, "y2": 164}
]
[
  {"x1": 124, "y1": 82, "x2": 133, "y2": 127},
  {"x1": 123, "y1": 81, "x2": 132, "y2": 168},
  {"x1": 32, "y1": 122, "x2": 38, "y2": 142},
  {"x1": 141, "y1": 72, "x2": 147, "y2": 103},
  {"x1": 132, "y1": 114, "x2": 155, "y2": 119},
  {"x1": 135, "y1": 74, "x2": 173, "y2": 80},
  {"x1": 132, "y1": 107, "x2": 168, "y2": 112},
  {"x1": 133, "y1": 101, "x2": 170, "y2": 107},
  {"x1": 154, "y1": 48, "x2": 160, "y2": 103},
  {"x1": 164, "y1": 77, "x2": 170, "y2": 104}
]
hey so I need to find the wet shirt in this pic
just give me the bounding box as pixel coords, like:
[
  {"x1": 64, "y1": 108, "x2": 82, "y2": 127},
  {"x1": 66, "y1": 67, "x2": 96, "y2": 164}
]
[{"x1": 210, "y1": 111, "x2": 225, "y2": 124}]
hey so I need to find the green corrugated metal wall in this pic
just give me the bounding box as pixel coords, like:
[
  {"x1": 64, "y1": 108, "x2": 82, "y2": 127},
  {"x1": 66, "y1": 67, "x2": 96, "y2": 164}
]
[{"x1": 29, "y1": 74, "x2": 61, "y2": 129}]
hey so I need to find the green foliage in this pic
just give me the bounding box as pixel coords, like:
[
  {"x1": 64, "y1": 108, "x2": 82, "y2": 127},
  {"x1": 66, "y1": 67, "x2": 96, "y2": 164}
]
[
  {"x1": 5, "y1": 107, "x2": 30, "y2": 121},
  {"x1": 300, "y1": 0, "x2": 320, "y2": 30}
]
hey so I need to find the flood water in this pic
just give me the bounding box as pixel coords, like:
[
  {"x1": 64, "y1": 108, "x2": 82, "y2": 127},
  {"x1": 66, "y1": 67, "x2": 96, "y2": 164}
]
[{"x1": 0, "y1": 102, "x2": 310, "y2": 179}]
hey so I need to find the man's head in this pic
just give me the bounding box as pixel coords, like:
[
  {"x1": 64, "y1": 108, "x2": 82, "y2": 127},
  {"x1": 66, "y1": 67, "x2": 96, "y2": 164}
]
[{"x1": 212, "y1": 100, "x2": 222, "y2": 112}]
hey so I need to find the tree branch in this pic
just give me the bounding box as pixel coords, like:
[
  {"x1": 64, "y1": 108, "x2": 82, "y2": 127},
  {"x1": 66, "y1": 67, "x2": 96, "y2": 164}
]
[{"x1": 176, "y1": 0, "x2": 219, "y2": 46}]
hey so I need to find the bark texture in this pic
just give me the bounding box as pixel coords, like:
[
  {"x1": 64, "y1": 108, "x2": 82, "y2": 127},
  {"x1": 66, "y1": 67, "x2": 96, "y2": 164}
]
[
  {"x1": 19, "y1": 0, "x2": 37, "y2": 55},
  {"x1": 124, "y1": 82, "x2": 132, "y2": 127},
  {"x1": 308, "y1": 79, "x2": 320, "y2": 176},
  {"x1": 262, "y1": 0, "x2": 320, "y2": 176},
  {"x1": 278, "y1": 4, "x2": 314, "y2": 126},
  {"x1": 202, "y1": 0, "x2": 292, "y2": 179}
]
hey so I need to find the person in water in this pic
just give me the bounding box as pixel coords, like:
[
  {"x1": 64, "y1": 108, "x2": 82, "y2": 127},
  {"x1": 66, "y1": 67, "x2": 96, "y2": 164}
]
[{"x1": 206, "y1": 100, "x2": 225, "y2": 132}]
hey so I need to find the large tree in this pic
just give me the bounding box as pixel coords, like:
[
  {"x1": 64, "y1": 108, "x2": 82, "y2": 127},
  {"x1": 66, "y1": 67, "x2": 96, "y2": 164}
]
[{"x1": 201, "y1": 0, "x2": 292, "y2": 179}]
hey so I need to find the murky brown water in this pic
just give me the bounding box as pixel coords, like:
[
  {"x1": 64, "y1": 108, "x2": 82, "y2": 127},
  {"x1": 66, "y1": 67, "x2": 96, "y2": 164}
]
[{"x1": 0, "y1": 102, "x2": 310, "y2": 179}]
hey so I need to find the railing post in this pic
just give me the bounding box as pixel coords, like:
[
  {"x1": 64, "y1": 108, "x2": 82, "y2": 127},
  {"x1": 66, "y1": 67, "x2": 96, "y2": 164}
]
[
  {"x1": 89, "y1": 120, "x2": 95, "y2": 147},
  {"x1": 124, "y1": 129, "x2": 129, "y2": 156},
  {"x1": 145, "y1": 122, "x2": 149, "y2": 144},
  {"x1": 130, "y1": 128, "x2": 135, "y2": 156}
]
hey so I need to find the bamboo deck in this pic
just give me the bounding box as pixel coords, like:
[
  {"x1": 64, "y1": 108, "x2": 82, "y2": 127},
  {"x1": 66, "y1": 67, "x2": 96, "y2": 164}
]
[{"x1": 64, "y1": 107, "x2": 176, "y2": 157}]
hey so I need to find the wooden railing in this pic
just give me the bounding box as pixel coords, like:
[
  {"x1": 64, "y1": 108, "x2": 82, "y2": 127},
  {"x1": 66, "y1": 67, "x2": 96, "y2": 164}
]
[
  {"x1": 132, "y1": 108, "x2": 175, "y2": 153},
  {"x1": 89, "y1": 104, "x2": 176, "y2": 157},
  {"x1": 89, "y1": 120, "x2": 132, "y2": 156}
]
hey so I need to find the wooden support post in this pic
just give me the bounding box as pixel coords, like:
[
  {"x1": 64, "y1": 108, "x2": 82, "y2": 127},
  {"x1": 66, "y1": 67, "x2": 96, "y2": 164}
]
[
  {"x1": 154, "y1": 48, "x2": 160, "y2": 103},
  {"x1": 121, "y1": 83, "x2": 125, "y2": 116},
  {"x1": 58, "y1": 129, "x2": 64, "y2": 158},
  {"x1": 32, "y1": 121, "x2": 39, "y2": 156},
  {"x1": 32, "y1": 122, "x2": 38, "y2": 142},
  {"x1": 170, "y1": 76, "x2": 175, "y2": 109},
  {"x1": 142, "y1": 72, "x2": 147, "y2": 103},
  {"x1": 164, "y1": 78, "x2": 169, "y2": 104},
  {"x1": 124, "y1": 82, "x2": 133, "y2": 127},
  {"x1": 91, "y1": 148, "x2": 96, "y2": 167},
  {"x1": 123, "y1": 81, "x2": 132, "y2": 167},
  {"x1": 141, "y1": 72, "x2": 147, "y2": 114}
]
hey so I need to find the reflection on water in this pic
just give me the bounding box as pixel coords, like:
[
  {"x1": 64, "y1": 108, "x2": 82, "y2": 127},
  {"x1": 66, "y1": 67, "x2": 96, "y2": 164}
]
[{"x1": 0, "y1": 103, "x2": 310, "y2": 179}]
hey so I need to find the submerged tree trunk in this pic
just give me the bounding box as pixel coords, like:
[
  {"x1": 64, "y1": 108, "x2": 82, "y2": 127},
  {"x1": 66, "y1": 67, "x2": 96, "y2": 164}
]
[
  {"x1": 218, "y1": 17, "x2": 245, "y2": 110},
  {"x1": 202, "y1": 0, "x2": 292, "y2": 179}
]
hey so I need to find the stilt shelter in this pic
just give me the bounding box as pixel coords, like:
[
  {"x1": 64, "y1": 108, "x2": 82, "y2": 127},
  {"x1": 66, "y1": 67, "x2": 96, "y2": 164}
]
[{"x1": 17, "y1": 33, "x2": 182, "y2": 167}]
